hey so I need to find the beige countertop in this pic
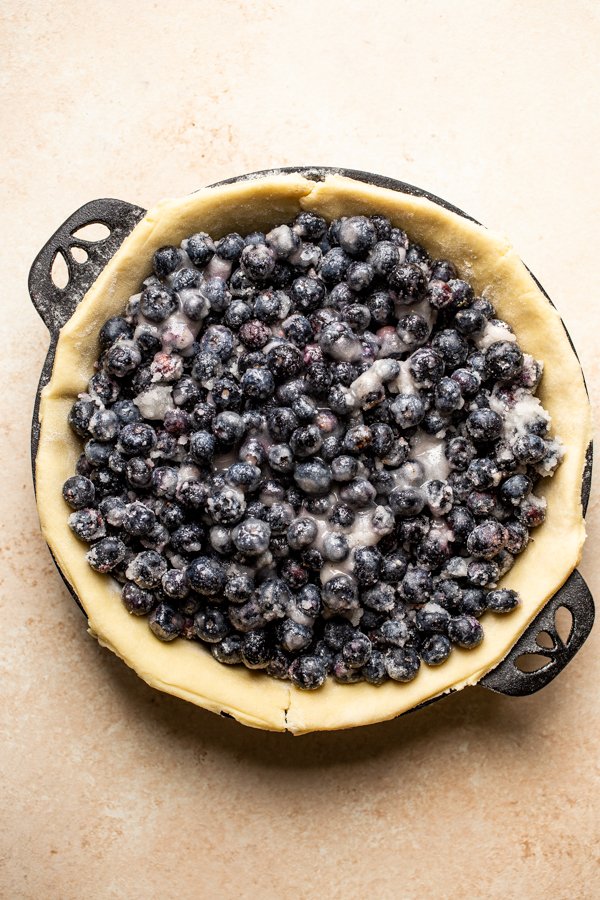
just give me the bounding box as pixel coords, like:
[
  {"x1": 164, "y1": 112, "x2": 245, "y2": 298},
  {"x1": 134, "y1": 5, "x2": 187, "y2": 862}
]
[{"x1": 1, "y1": 2, "x2": 599, "y2": 897}]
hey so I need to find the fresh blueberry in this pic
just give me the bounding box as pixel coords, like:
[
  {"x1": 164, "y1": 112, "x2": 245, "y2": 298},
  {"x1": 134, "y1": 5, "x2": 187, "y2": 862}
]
[
  {"x1": 447, "y1": 615, "x2": 483, "y2": 648},
  {"x1": 148, "y1": 603, "x2": 184, "y2": 641},
  {"x1": 486, "y1": 588, "x2": 520, "y2": 613},
  {"x1": 62, "y1": 475, "x2": 96, "y2": 510},
  {"x1": 385, "y1": 647, "x2": 420, "y2": 682},
  {"x1": 420, "y1": 634, "x2": 451, "y2": 666},
  {"x1": 140, "y1": 284, "x2": 177, "y2": 322},
  {"x1": 289, "y1": 655, "x2": 327, "y2": 690}
]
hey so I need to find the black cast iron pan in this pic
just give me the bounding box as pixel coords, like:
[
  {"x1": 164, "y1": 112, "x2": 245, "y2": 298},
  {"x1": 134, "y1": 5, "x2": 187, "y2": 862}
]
[{"x1": 29, "y1": 166, "x2": 595, "y2": 709}]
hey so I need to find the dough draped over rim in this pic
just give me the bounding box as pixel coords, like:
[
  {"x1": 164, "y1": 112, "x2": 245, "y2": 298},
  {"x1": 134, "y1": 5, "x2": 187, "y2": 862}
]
[{"x1": 35, "y1": 173, "x2": 590, "y2": 734}]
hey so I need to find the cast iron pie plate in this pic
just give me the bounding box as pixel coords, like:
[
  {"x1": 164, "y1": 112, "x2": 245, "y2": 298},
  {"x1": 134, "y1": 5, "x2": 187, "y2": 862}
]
[{"x1": 29, "y1": 167, "x2": 595, "y2": 733}]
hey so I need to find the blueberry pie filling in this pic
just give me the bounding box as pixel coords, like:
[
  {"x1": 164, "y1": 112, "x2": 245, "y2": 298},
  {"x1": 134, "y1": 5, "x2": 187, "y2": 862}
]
[{"x1": 61, "y1": 209, "x2": 565, "y2": 691}]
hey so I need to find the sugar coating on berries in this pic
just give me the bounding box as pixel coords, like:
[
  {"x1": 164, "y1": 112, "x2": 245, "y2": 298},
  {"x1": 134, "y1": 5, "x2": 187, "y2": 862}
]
[{"x1": 62, "y1": 206, "x2": 563, "y2": 688}]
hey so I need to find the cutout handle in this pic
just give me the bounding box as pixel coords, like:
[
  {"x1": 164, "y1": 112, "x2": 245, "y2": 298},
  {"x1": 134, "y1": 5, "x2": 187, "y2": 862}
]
[
  {"x1": 480, "y1": 570, "x2": 595, "y2": 696},
  {"x1": 28, "y1": 198, "x2": 146, "y2": 334}
]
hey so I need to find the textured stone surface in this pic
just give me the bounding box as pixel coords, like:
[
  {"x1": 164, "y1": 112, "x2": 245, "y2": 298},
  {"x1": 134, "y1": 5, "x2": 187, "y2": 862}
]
[{"x1": 1, "y1": 2, "x2": 599, "y2": 897}]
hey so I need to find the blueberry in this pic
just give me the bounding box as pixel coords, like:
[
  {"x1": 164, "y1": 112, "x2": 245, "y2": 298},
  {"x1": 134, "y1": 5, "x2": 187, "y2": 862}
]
[
  {"x1": 182, "y1": 233, "x2": 214, "y2": 269},
  {"x1": 368, "y1": 240, "x2": 400, "y2": 275},
  {"x1": 516, "y1": 495, "x2": 547, "y2": 528},
  {"x1": 292, "y1": 211, "x2": 327, "y2": 242},
  {"x1": 322, "y1": 575, "x2": 359, "y2": 613},
  {"x1": 486, "y1": 588, "x2": 520, "y2": 613},
  {"x1": 339, "y1": 478, "x2": 377, "y2": 509},
  {"x1": 123, "y1": 501, "x2": 156, "y2": 536},
  {"x1": 213, "y1": 412, "x2": 246, "y2": 447},
  {"x1": 504, "y1": 519, "x2": 529, "y2": 554},
  {"x1": 224, "y1": 572, "x2": 254, "y2": 605},
  {"x1": 485, "y1": 340, "x2": 524, "y2": 381},
  {"x1": 345, "y1": 260, "x2": 374, "y2": 292},
  {"x1": 426, "y1": 280, "x2": 454, "y2": 309},
  {"x1": 512, "y1": 433, "x2": 546, "y2": 463},
  {"x1": 420, "y1": 634, "x2": 451, "y2": 666},
  {"x1": 466, "y1": 521, "x2": 507, "y2": 559},
  {"x1": 390, "y1": 394, "x2": 425, "y2": 429},
  {"x1": 62, "y1": 475, "x2": 95, "y2": 510},
  {"x1": 98, "y1": 495, "x2": 127, "y2": 528},
  {"x1": 376, "y1": 618, "x2": 412, "y2": 647},
  {"x1": 68, "y1": 508, "x2": 106, "y2": 542},
  {"x1": 408, "y1": 348, "x2": 445, "y2": 386},
  {"x1": 447, "y1": 615, "x2": 483, "y2": 648},
  {"x1": 366, "y1": 289, "x2": 394, "y2": 324},
  {"x1": 99, "y1": 316, "x2": 134, "y2": 350},
  {"x1": 293, "y1": 460, "x2": 331, "y2": 496},
  {"x1": 337, "y1": 216, "x2": 377, "y2": 255},
  {"x1": 264, "y1": 502, "x2": 295, "y2": 536},
  {"x1": 465, "y1": 458, "x2": 500, "y2": 491},
  {"x1": 161, "y1": 568, "x2": 190, "y2": 601},
  {"x1": 434, "y1": 377, "x2": 463, "y2": 414},
  {"x1": 207, "y1": 488, "x2": 246, "y2": 526},
  {"x1": 276, "y1": 619, "x2": 312, "y2": 653},
  {"x1": 211, "y1": 634, "x2": 244, "y2": 665},
  {"x1": 445, "y1": 436, "x2": 477, "y2": 472},
  {"x1": 126, "y1": 551, "x2": 167, "y2": 588},
  {"x1": 291, "y1": 275, "x2": 326, "y2": 312},
  {"x1": 86, "y1": 537, "x2": 127, "y2": 573},
  {"x1": 385, "y1": 647, "x2": 420, "y2": 681},
  {"x1": 68, "y1": 399, "x2": 96, "y2": 437},
  {"x1": 352, "y1": 547, "x2": 382, "y2": 586},
  {"x1": 388, "y1": 263, "x2": 427, "y2": 303},
  {"x1": 389, "y1": 487, "x2": 425, "y2": 518},
  {"x1": 118, "y1": 422, "x2": 156, "y2": 456},
  {"x1": 289, "y1": 655, "x2": 327, "y2": 690},
  {"x1": 467, "y1": 559, "x2": 499, "y2": 587},
  {"x1": 362, "y1": 650, "x2": 388, "y2": 684},
  {"x1": 466, "y1": 408, "x2": 503, "y2": 442},
  {"x1": 241, "y1": 631, "x2": 272, "y2": 669},
  {"x1": 447, "y1": 279, "x2": 474, "y2": 308},
  {"x1": 239, "y1": 241, "x2": 276, "y2": 282},
  {"x1": 332, "y1": 656, "x2": 364, "y2": 683},
  {"x1": 148, "y1": 603, "x2": 184, "y2": 641},
  {"x1": 320, "y1": 247, "x2": 351, "y2": 284},
  {"x1": 422, "y1": 479, "x2": 454, "y2": 516},
  {"x1": 153, "y1": 245, "x2": 182, "y2": 278},
  {"x1": 451, "y1": 368, "x2": 481, "y2": 398},
  {"x1": 379, "y1": 551, "x2": 408, "y2": 584},
  {"x1": 112, "y1": 399, "x2": 142, "y2": 426},
  {"x1": 500, "y1": 473, "x2": 533, "y2": 505},
  {"x1": 401, "y1": 567, "x2": 433, "y2": 603},
  {"x1": 461, "y1": 588, "x2": 488, "y2": 617},
  {"x1": 454, "y1": 308, "x2": 485, "y2": 336},
  {"x1": 415, "y1": 603, "x2": 450, "y2": 633},
  {"x1": 88, "y1": 371, "x2": 119, "y2": 404},
  {"x1": 211, "y1": 233, "x2": 244, "y2": 263},
  {"x1": 430, "y1": 259, "x2": 457, "y2": 282},
  {"x1": 231, "y1": 517, "x2": 271, "y2": 555},
  {"x1": 186, "y1": 556, "x2": 226, "y2": 596},
  {"x1": 125, "y1": 457, "x2": 152, "y2": 489},
  {"x1": 342, "y1": 633, "x2": 372, "y2": 668},
  {"x1": 140, "y1": 284, "x2": 177, "y2": 322},
  {"x1": 254, "y1": 578, "x2": 290, "y2": 622},
  {"x1": 193, "y1": 607, "x2": 229, "y2": 643},
  {"x1": 121, "y1": 581, "x2": 156, "y2": 616},
  {"x1": 283, "y1": 314, "x2": 314, "y2": 347},
  {"x1": 228, "y1": 600, "x2": 266, "y2": 633}
]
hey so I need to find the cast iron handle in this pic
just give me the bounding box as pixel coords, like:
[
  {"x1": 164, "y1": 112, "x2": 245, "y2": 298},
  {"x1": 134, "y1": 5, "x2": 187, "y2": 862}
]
[
  {"x1": 480, "y1": 570, "x2": 594, "y2": 696},
  {"x1": 28, "y1": 198, "x2": 146, "y2": 334}
]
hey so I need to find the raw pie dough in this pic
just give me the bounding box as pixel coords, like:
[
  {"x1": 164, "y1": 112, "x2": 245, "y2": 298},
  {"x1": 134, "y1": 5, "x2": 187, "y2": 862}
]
[{"x1": 35, "y1": 173, "x2": 591, "y2": 734}]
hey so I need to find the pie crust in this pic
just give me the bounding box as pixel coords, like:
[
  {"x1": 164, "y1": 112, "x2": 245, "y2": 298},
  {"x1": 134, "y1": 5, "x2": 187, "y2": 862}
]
[{"x1": 35, "y1": 173, "x2": 590, "y2": 734}]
